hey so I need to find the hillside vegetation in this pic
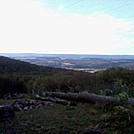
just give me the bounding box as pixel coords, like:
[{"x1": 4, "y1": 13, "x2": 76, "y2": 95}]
[
  {"x1": 0, "y1": 56, "x2": 134, "y2": 97},
  {"x1": 0, "y1": 56, "x2": 134, "y2": 133},
  {"x1": 0, "y1": 56, "x2": 63, "y2": 74}
]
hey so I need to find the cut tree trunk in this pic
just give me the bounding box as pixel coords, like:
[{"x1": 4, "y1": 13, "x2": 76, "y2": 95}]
[
  {"x1": 35, "y1": 96, "x2": 76, "y2": 106},
  {"x1": 45, "y1": 92, "x2": 134, "y2": 106}
]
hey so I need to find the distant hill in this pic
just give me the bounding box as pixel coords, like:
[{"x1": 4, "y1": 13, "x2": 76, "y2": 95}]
[
  {"x1": 2, "y1": 54, "x2": 134, "y2": 71},
  {"x1": 0, "y1": 56, "x2": 62, "y2": 74}
]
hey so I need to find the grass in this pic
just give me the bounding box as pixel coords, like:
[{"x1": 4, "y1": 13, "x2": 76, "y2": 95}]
[
  {"x1": 0, "y1": 99, "x2": 134, "y2": 134},
  {"x1": 0, "y1": 102, "x2": 106, "y2": 134}
]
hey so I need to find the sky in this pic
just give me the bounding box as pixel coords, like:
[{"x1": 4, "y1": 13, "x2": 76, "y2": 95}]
[{"x1": 0, "y1": 0, "x2": 134, "y2": 55}]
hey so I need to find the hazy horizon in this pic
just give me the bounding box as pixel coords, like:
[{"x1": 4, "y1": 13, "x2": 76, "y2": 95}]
[
  {"x1": 0, "y1": 0, "x2": 134, "y2": 55},
  {"x1": 1, "y1": 52, "x2": 134, "y2": 56}
]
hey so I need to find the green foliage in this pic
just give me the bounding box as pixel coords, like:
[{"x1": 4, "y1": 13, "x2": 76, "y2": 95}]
[
  {"x1": 118, "y1": 91, "x2": 129, "y2": 105},
  {"x1": 114, "y1": 79, "x2": 129, "y2": 94},
  {"x1": 1, "y1": 56, "x2": 134, "y2": 98},
  {"x1": 113, "y1": 79, "x2": 130, "y2": 106},
  {"x1": 106, "y1": 106, "x2": 134, "y2": 133},
  {"x1": 101, "y1": 89, "x2": 113, "y2": 96}
]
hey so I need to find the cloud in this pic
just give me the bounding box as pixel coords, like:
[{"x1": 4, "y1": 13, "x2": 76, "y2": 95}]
[
  {"x1": 0, "y1": 0, "x2": 134, "y2": 54},
  {"x1": 58, "y1": 5, "x2": 65, "y2": 12}
]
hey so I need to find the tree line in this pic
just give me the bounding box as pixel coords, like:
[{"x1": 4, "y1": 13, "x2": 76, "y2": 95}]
[{"x1": 0, "y1": 67, "x2": 134, "y2": 98}]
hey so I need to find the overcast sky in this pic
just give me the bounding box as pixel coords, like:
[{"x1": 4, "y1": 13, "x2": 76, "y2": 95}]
[{"x1": 0, "y1": 0, "x2": 134, "y2": 54}]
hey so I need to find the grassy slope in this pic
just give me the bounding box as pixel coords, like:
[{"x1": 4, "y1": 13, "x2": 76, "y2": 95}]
[
  {"x1": 0, "y1": 102, "x2": 106, "y2": 134},
  {"x1": 0, "y1": 98, "x2": 134, "y2": 133},
  {"x1": 1, "y1": 99, "x2": 134, "y2": 134}
]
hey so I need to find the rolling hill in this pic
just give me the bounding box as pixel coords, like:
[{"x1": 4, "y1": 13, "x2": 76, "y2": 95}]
[
  {"x1": 2, "y1": 53, "x2": 134, "y2": 71},
  {"x1": 0, "y1": 56, "x2": 62, "y2": 74}
]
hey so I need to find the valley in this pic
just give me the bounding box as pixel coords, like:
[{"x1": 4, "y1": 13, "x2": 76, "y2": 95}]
[{"x1": 1, "y1": 53, "x2": 134, "y2": 72}]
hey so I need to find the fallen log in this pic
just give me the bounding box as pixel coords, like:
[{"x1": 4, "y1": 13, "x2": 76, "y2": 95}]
[
  {"x1": 35, "y1": 96, "x2": 55, "y2": 102},
  {"x1": 45, "y1": 92, "x2": 134, "y2": 106},
  {"x1": 35, "y1": 96, "x2": 77, "y2": 106}
]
